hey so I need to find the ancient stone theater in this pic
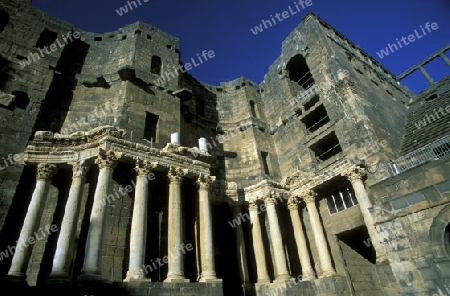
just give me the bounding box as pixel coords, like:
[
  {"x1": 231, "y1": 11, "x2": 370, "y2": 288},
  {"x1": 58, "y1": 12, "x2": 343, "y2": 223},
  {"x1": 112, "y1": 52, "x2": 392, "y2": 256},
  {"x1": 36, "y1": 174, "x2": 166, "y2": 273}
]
[{"x1": 0, "y1": 1, "x2": 449, "y2": 295}]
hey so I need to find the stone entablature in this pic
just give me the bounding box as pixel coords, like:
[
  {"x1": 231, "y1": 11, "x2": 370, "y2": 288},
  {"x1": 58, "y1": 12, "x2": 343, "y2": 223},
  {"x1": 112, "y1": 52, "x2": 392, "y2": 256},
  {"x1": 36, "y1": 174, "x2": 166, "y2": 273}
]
[{"x1": 23, "y1": 125, "x2": 212, "y2": 177}]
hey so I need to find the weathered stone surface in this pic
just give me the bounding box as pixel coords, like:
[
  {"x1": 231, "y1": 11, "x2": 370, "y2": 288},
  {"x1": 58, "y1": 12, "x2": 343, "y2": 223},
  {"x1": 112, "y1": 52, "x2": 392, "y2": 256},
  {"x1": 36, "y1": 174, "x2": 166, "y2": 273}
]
[{"x1": 0, "y1": 1, "x2": 449, "y2": 296}]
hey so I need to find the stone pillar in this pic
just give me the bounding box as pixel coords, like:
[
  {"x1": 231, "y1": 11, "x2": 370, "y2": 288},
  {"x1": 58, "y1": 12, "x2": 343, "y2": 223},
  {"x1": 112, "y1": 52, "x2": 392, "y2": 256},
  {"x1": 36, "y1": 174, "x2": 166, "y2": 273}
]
[
  {"x1": 229, "y1": 202, "x2": 250, "y2": 285},
  {"x1": 439, "y1": 53, "x2": 450, "y2": 66},
  {"x1": 342, "y1": 166, "x2": 388, "y2": 263},
  {"x1": 7, "y1": 163, "x2": 57, "y2": 279},
  {"x1": 302, "y1": 191, "x2": 335, "y2": 278},
  {"x1": 264, "y1": 193, "x2": 291, "y2": 282},
  {"x1": 81, "y1": 150, "x2": 118, "y2": 278},
  {"x1": 125, "y1": 160, "x2": 155, "y2": 281},
  {"x1": 197, "y1": 173, "x2": 220, "y2": 282},
  {"x1": 287, "y1": 197, "x2": 316, "y2": 280},
  {"x1": 248, "y1": 199, "x2": 270, "y2": 283},
  {"x1": 419, "y1": 66, "x2": 434, "y2": 85},
  {"x1": 164, "y1": 166, "x2": 189, "y2": 282},
  {"x1": 50, "y1": 161, "x2": 89, "y2": 280}
]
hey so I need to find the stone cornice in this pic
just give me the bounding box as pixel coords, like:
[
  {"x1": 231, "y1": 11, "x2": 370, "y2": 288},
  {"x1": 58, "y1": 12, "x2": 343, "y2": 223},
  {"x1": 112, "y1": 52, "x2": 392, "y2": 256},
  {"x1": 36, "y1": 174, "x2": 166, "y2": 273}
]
[
  {"x1": 243, "y1": 179, "x2": 289, "y2": 202},
  {"x1": 23, "y1": 126, "x2": 212, "y2": 175},
  {"x1": 286, "y1": 158, "x2": 353, "y2": 197}
]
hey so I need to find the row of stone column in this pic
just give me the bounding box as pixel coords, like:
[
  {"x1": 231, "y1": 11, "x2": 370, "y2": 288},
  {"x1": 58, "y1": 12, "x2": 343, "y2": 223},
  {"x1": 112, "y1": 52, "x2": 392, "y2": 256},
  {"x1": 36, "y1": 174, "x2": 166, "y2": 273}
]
[
  {"x1": 230, "y1": 191, "x2": 335, "y2": 285},
  {"x1": 229, "y1": 166, "x2": 387, "y2": 284},
  {"x1": 7, "y1": 150, "x2": 220, "y2": 284}
]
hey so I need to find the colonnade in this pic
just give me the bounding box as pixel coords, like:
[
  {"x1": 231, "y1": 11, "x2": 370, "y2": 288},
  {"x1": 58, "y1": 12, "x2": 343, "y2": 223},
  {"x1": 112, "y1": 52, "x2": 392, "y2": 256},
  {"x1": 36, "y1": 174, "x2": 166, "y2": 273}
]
[
  {"x1": 230, "y1": 166, "x2": 386, "y2": 284},
  {"x1": 6, "y1": 150, "x2": 220, "y2": 283}
]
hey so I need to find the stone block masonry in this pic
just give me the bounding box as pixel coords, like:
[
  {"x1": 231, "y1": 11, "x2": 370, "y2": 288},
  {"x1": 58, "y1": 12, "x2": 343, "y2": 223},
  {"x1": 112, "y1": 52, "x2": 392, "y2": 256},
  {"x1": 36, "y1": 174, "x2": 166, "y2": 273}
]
[
  {"x1": 414, "y1": 104, "x2": 450, "y2": 129},
  {"x1": 19, "y1": 31, "x2": 81, "y2": 69}
]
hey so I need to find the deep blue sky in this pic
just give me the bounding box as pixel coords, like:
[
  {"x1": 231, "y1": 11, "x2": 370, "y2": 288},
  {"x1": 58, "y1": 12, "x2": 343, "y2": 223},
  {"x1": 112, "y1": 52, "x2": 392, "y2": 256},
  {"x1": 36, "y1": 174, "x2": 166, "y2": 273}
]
[{"x1": 32, "y1": 0, "x2": 449, "y2": 94}]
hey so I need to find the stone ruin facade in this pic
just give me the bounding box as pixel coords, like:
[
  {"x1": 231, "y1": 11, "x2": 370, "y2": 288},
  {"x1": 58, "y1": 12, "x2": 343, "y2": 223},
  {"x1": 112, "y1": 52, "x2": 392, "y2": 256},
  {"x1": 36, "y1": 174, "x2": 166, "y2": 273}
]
[{"x1": 0, "y1": 1, "x2": 449, "y2": 295}]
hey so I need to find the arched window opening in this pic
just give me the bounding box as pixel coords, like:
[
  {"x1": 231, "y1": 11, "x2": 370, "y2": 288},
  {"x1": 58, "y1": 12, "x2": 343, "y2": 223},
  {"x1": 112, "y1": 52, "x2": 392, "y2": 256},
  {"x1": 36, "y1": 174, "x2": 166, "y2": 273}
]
[
  {"x1": 445, "y1": 223, "x2": 450, "y2": 255},
  {"x1": 150, "y1": 56, "x2": 162, "y2": 75},
  {"x1": 249, "y1": 100, "x2": 257, "y2": 118},
  {"x1": 0, "y1": 10, "x2": 9, "y2": 34},
  {"x1": 12, "y1": 91, "x2": 30, "y2": 110},
  {"x1": 287, "y1": 54, "x2": 315, "y2": 89}
]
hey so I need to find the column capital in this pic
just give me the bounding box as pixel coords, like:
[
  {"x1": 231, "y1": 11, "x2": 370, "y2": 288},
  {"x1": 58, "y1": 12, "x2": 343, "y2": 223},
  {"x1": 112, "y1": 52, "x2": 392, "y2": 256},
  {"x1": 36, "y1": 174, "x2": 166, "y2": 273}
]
[
  {"x1": 71, "y1": 160, "x2": 90, "y2": 178},
  {"x1": 341, "y1": 166, "x2": 366, "y2": 182},
  {"x1": 96, "y1": 149, "x2": 119, "y2": 170},
  {"x1": 134, "y1": 159, "x2": 157, "y2": 176},
  {"x1": 263, "y1": 192, "x2": 278, "y2": 206},
  {"x1": 287, "y1": 197, "x2": 300, "y2": 211},
  {"x1": 248, "y1": 199, "x2": 261, "y2": 211},
  {"x1": 168, "y1": 166, "x2": 186, "y2": 183},
  {"x1": 36, "y1": 163, "x2": 57, "y2": 180},
  {"x1": 197, "y1": 173, "x2": 214, "y2": 190},
  {"x1": 300, "y1": 190, "x2": 317, "y2": 204}
]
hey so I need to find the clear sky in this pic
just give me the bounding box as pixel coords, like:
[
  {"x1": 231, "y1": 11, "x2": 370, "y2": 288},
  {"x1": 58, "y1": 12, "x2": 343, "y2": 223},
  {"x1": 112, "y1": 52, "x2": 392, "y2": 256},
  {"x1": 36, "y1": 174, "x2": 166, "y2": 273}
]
[{"x1": 32, "y1": 0, "x2": 449, "y2": 94}]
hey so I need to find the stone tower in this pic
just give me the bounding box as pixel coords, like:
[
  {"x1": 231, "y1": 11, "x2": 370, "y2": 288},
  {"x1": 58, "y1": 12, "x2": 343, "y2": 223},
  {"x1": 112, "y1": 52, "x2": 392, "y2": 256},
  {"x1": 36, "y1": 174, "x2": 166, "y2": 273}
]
[{"x1": 0, "y1": 1, "x2": 449, "y2": 295}]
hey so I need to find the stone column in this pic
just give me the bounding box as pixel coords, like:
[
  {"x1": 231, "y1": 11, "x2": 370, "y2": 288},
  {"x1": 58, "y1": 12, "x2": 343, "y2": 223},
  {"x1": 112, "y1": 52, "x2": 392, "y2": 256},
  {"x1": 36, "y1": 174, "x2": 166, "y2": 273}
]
[
  {"x1": 440, "y1": 53, "x2": 450, "y2": 66},
  {"x1": 7, "y1": 163, "x2": 57, "y2": 279},
  {"x1": 50, "y1": 161, "x2": 89, "y2": 280},
  {"x1": 302, "y1": 190, "x2": 335, "y2": 277},
  {"x1": 342, "y1": 166, "x2": 388, "y2": 263},
  {"x1": 197, "y1": 173, "x2": 220, "y2": 282},
  {"x1": 81, "y1": 150, "x2": 118, "y2": 277},
  {"x1": 419, "y1": 66, "x2": 434, "y2": 85},
  {"x1": 287, "y1": 197, "x2": 316, "y2": 280},
  {"x1": 125, "y1": 160, "x2": 155, "y2": 281},
  {"x1": 264, "y1": 193, "x2": 291, "y2": 282},
  {"x1": 229, "y1": 202, "x2": 250, "y2": 285},
  {"x1": 248, "y1": 199, "x2": 270, "y2": 283},
  {"x1": 164, "y1": 166, "x2": 189, "y2": 282}
]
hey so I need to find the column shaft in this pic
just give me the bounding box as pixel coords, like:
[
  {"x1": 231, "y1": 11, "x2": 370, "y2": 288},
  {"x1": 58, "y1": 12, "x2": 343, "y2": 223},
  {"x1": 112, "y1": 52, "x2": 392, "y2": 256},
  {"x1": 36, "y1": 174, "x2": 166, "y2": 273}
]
[
  {"x1": 126, "y1": 161, "x2": 154, "y2": 280},
  {"x1": 165, "y1": 167, "x2": 188, "y2": 282},
  {"x1": 51, "y1": 162, "x2": 87, "y2": 278},
  {"x1": 303, "y1": 192, "x2": 335, "y2": 277},
  {"x1": 419, "y1": 66, "x2": 434, "y2": 84},
  {"x1": 198, "y1": 174, "x2": 219, "y2": 282},
  {"x1": 8, "y1": 164, "x2": 57, "y2": 278},
  {"x1": 81, "y1": 151, "x2": 117, "y2": 277},
  {"x1": 440, "y1": 53, "x2": 450, "y2": 66},
  {"x1": 343, "y1": 167, "x2": 388, "y2": 263},
  {"x1": 264, "y1": 195, "x2": 291, "y2": 281},
  {"x1": 230, "y1": 202, "x2": 250, "y2": 285},
  {"x1": 288, "y1": 198, "x2": 315, "y2": 280},
  {"x1": 249, "y1": 200, "x2": 270, "y2": 283}
]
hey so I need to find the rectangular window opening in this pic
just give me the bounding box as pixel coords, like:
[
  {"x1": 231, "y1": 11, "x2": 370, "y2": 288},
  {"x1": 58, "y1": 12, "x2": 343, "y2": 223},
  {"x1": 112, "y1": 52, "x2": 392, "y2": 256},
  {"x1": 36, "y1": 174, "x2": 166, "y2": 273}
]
[
  {"x1": 196, "y1": 99, "x2": 205, "y2": 117},
  {"x1": 261, "y1": 151, "x2": 270, "y2": 175},
  {"x1": 144, "y1": 112, "x2": 159, "y2": 142},
  {"x1": 326, "y1": 186, "x2": 358, "y2": 215},
  {"x1": 301, "y1": 104, "x2": 330, "y2": 133},
  {"x1": 310, "y1": 132, "x2": 342, "y2": 161},
  {"x1": 303, "y1": 95, "x2": 319, "y2": 111}
]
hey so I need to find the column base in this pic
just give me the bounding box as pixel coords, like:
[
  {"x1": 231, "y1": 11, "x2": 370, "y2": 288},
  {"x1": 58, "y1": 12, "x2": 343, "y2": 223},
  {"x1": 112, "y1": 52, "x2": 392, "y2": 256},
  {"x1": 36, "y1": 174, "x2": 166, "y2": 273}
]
[
  {"x1": 199, "y1": 271, "x2": 222, "y2": 283},
  {"x1": 46, "y1": 272, "x2": 71, "y2": 284},
  {"x1": 255, "y1": 278, "x2": 271, "y2": 284},
  {"x1": 199, "y1": 276, "x2": 222, "y2": 283},
  {"x1": 319, "y1": 269, "x2": 336, "y2": 278},
  {"x1": 273, "y1": 274, "x2": 293, "y2": 283},
  {"x1": 77, "y1": 273, "x2": 105, "y2": 283},
  {"x1": 124, "y1": 269, "x2": 150, "y2": 282},
  {"x1": 164, "y1": 275, "x2": 190, "y2": 283},
  {"x1": 301, "y1": 270, "x2": 317, "y2": 281}
]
